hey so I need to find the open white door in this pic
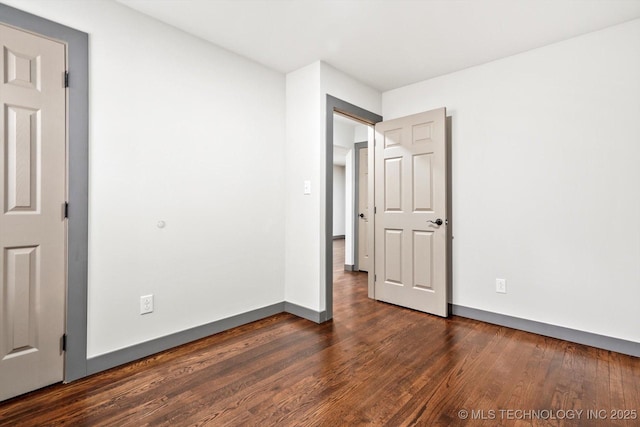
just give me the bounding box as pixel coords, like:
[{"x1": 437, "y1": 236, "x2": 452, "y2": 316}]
[
  {"x1": 357, "y1": 146, "x2": 369, "y2": 271},
  {"x1": 0, "y1": 23, "x2": 67, "y2": 400},
  {"x1": 374, "y1": 108, "x2": 448, "y2": 316}
]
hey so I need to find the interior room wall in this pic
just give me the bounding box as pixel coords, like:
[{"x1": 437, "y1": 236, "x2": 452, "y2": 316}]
[
  {"x1": 4, "y1": 0, "x2": 287, "y2": 357},
  {"x1": 284, "y1": 62, "x2": 322, "y2": 312},
  {"x1": 383, "y1": 19, "x2": 640, "y2": 343},
  {"x1": 285, "y1": 61, "x2": 381, "y2": 314},
  {"x1": 354, "y1": 124, "x2": 368, "y2": 142},
  {"x1": 12, "y1": 0, "x2": 633, "y2": 365},
  {"x1": 333, "y1": 117, "x2": 356, "y2": 150}
]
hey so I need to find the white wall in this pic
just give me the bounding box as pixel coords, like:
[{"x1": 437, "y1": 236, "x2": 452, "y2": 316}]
[
  {"x1": 333, "y1": 118, "x2": 356, "y2": 149},
  {"x1": 285, "y1": 61, "x2": 380, "y2": 312},
  {"x1": 383, "y1": 19, "x2": 640, "y2": 343},
  {"x1": 13, "y1": 0, "x2": 633, "y2": 362},
  {"x1": 5, "y1": 0, "x2": 286, "y2": 357},
  {"x1": 332, "y1": 119, "x2": 354, "y2": 167},
  {"x1": 284, "y1": 62, "x2": 321, "y2": 311},
  {"x1": 354, "y1": 124, "x2": 368, "y2": 142},
  {"x1": 332, "y1": 166, "x2": 346, "y2": 237}
]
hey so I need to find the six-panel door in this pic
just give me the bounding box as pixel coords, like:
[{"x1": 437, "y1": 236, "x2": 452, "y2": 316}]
[
  {"x1": 0, "y1": 23, "x2": 66, "y2": 401},
  {"x1": 374, "y1": 108, "x2": 448, "y2": 316}
]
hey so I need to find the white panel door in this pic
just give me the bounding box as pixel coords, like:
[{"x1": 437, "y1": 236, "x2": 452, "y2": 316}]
[
  {"x1": 0, "y1": 23, "x2": 66, "y2": 401},
  {"x1": 374, "y1": 108, "x2": 448, "y2": 316},
  {"x1": 357, "y1": 146, "x2": 369, "y2": 271}
]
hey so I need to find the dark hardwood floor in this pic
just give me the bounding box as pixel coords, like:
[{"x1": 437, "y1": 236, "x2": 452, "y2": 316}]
[{"x1": 1, "y1": 240, "x2": 638, "y2": 426}]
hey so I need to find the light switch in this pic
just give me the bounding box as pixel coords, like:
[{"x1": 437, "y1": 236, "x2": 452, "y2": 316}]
[{"x1": 304, "y1": 180, "x2": 311, "y2": 195}]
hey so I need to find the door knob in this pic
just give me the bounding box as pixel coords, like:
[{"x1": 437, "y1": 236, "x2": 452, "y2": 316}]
[
  {"x1": 359, "y1": 213, "x2": 365, "y2": 218},
  {"x1": 428, "y1": 218, "x2": 443, "y2": 226}
]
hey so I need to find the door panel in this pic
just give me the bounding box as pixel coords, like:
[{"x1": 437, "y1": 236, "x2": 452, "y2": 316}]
[
  {"x1": 0, "y1": 23, "x2": 66, "y2": 401},
  {"x1": 374, "y1": 108, "x2": 447, "y2": 316},
  {"x1": 383, "y1": 157, "x2": 403, "y2": 212},
  {"x1": 412, "y1": 230, "x2": 433, "y2": 290},
  {"x1": 4, "y1": 246, "x2": 39, "y2": 354},
  {"x1": 384, "y1": 229, "x2": 403, "y2": 285},
  {"x1": 412, "y1": 153, "x2": 433, "y2": 212},
  {"x1": 6, "y1": 105, "x2": 39, "y2": 212}
]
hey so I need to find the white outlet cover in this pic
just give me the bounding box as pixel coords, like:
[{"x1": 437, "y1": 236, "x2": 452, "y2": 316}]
[
  {"x1": 140, "y1": 294, "x2": 154, "y2": 314},
  {"x1": 496, "y1": 279, "x2": 507, "y2": 294}
]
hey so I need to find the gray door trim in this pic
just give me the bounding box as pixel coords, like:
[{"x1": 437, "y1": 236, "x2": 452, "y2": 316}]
[
  {"x1": 325, "y1": 95, "x2": 381, "y2": 321},
  {"x1": 353, "y1": 141, "x2": 367, "y2": 272},
  {"x1": 0, "y1": 3, "x2": 89, "y2": 382}
]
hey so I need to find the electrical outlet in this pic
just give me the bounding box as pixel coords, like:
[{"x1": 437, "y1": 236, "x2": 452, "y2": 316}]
[
  {"x1": 496, "y1": 278, "x2": 507, "y2": 294},
  {"x1": 140, "y1": 294, "x2": 154, "y2": 314}
]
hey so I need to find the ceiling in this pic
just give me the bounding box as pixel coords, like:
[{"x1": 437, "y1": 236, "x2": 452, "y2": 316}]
[{"x1": 117, "y1": 0, "x2": 640, "y2": 91}]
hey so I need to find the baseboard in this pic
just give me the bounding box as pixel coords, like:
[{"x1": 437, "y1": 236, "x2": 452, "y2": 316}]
[
  {"x1": 284, "y1": 301, "x2": 326, "y2": 324},
  {"x1": 86, "y1": 301, "x2": 329, "y2": 376},
  {"x1": 332, "y1": 235, "x2": 345, "y2": 240},
  {"x1": 450, "y1": 304, "x2": 640, "y2": 358},
  {"x1": 80, "y1": 302, "x2": 638, "y2": 381},
  {"x1": 86, "y1": 302, "x2": 285, "y2": 375},
  {"x1": 94, "y1": 301, "x2": 626, "y2": 381},
  {"x1": 344, "y1": 264, "x2": 355, "y2": 271}
]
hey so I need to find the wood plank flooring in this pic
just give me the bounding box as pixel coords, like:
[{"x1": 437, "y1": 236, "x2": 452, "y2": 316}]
[{"x1": 1, "y1": 240, "x2": 638, "y2": 426}]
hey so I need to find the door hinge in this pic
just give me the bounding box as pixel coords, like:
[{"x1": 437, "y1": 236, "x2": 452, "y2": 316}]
[
  {"x1": 374, "y1": 206, "x2": 377, "y2": 214},
  {"x1": 61, "y1": 334, "x2": 67, "y2": 352},
  {"x1": 374, "y1": 274, "x2": 377, "y2": 282},
  {"x1": 64, "y1": 71, "x2": 69, "y2": 88},
  {"x1": 64, "y1": 202, "x2": 69, "y2": 218}
]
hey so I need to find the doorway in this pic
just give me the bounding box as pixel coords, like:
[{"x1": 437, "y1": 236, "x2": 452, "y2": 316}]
[
  {"x1": 325, "y1": 95, "x2": 382, "y2": 320},
  {"x1": 331, "y1": 112, "x2": 368, "y2": 270},
  {"x1": 325, "y1": 98, "x2": 450, "y2": 320}
]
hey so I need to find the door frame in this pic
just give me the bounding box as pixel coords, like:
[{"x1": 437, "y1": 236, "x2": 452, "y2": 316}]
[
  {"x1": 325, "y1": 95, "x2": 381, "y2": 320},
  {"x1": 0, "y1": 4, "x2": 89, "y2": 382},
  {"x1": 353, "y1": 141, "x2": 367, "y2": 272}
]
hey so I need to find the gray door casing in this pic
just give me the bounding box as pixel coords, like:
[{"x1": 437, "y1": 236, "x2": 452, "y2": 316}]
[
  {"x1": 0, "y1": 3, "x2": 89, "y2": 382},
  {"x1": 325, "y1": 95, "x2": 382, "y2": 321}
]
